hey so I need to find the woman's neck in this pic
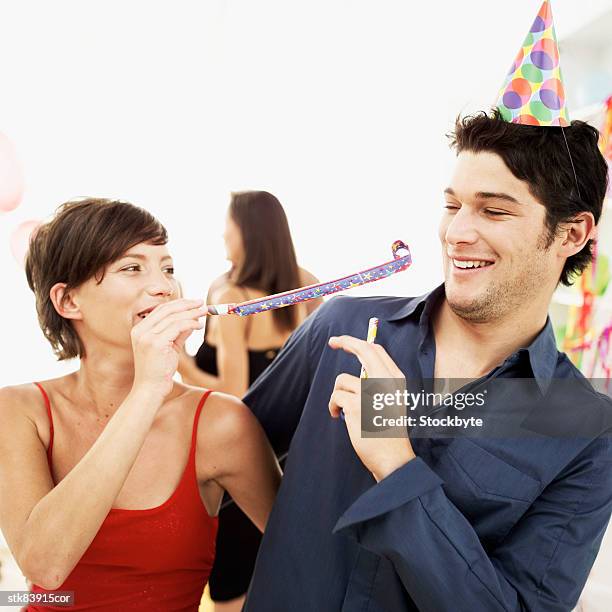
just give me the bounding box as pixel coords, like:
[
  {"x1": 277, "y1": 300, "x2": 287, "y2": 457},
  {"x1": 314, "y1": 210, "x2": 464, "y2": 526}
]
[{"x1": 72, "y1": 347, "x2": 136, "y2": 417}]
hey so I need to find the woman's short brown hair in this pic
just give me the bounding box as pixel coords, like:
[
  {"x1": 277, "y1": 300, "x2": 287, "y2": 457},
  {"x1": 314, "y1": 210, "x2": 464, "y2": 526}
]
[{"x1": 25, "y1": 198, "x2": 167, "y2": 360}]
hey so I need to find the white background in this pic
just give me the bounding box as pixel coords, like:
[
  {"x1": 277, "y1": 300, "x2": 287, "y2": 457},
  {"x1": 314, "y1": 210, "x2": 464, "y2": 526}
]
[
  {"x1": 0, "y1": 0, "x2": 611, "y2": 384},
  {"x1": 1, "y1": 2, "x2": 612, "y2": 607}
]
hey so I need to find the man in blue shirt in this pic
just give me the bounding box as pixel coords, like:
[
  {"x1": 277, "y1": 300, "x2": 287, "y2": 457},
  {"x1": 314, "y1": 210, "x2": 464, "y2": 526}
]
[{"x1": 242, "y1": 111, "x2": 611, "y2": 611}]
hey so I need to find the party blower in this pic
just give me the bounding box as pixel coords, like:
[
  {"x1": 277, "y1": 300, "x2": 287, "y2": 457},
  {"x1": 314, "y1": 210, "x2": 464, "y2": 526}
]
[{"x1": 207, "y1": 240, "x2": 412, "y2": 316}]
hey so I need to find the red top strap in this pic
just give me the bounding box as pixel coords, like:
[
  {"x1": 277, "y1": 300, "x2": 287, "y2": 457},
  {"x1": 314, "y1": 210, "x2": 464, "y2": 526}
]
[{"x1": 191, "y1": 389, "x2": 212, "y2": 453}]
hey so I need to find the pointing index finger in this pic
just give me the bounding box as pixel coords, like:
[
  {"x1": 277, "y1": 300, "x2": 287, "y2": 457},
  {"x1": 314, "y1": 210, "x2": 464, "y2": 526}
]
[
  {"x1": 328, "y1": 335, "x2": 385, "y2": 375},
  {"x1": 328, "y1": 335, "x2": 368, "y2": 354},
  {"x1": 329, "y1": 333, "x2": 402, "y2": 378}
]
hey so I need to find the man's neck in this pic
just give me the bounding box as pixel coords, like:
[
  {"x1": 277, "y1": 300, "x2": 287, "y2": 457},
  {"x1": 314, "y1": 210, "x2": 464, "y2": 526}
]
[{"x1": 431, "y1": 297, "x2": 549, "y2": 379}]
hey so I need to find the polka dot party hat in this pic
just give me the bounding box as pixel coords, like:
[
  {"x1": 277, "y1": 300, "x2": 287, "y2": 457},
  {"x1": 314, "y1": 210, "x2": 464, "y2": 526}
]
[{"x1": 496, "y1": 0, "x2": 570, "y2": 127}]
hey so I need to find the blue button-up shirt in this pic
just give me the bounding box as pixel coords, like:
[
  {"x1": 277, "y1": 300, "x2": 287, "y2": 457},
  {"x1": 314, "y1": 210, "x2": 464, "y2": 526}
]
[{"x1": 243, "y1": 285, "x2": 612, "y2": 611}]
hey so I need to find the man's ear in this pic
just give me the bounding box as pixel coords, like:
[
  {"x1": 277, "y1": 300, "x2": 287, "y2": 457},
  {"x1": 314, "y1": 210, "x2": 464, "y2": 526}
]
[
  {"x1": 49, "y1": 283, "x2": 83, "y2": 321},
  {"x1": 557, "y1": 212, "x2": 596, "y2": 258}
]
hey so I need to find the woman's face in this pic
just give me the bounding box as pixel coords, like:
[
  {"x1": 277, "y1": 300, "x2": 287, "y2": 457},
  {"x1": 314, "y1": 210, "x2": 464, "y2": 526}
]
[
  {"x1": 68, "y1": 241, "x2": 178, "y2": 352},
  {"x1": 223, "y1": 212, "x2": 244, "y2": 267}
]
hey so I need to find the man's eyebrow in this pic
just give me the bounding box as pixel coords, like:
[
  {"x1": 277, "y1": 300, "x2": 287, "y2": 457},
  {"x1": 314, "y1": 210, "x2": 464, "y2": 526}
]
[
  {"x1": 475, "y1": 191, "x2": 521, "y2": 204},
  {"x1": 444, "y1": 187, "x2": 521, "y2": 204},
  {"x1": 119, "y1": 253, "x2": 173, "y2": 262}
]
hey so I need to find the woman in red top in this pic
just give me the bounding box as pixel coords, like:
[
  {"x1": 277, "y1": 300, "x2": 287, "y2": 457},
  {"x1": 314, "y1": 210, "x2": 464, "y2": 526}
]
[{"x1": 0, "y1": 198, "x2": 281, "y2": 611}]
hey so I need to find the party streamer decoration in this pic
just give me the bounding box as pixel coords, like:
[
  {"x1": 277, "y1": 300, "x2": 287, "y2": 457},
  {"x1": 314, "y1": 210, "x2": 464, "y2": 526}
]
[
  {"x1": 602, "y1": 95, "x2": 612, "y2": 161},
  {"x1": 207, "y1": 240, "x2": 412, "y2": 316}
]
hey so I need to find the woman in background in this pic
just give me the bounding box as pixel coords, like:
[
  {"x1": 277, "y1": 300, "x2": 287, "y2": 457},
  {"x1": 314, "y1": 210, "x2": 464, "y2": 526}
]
[{"x1": 179, "y1": 190, "x2": 321, "y2": 612}]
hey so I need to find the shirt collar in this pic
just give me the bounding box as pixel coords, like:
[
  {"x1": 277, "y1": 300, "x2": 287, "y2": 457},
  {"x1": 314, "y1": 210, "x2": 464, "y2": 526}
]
[
  {"x1": 383, "y1": 283, "x2": 558, "y2": 395},
  {"x1": 517, "y1": 317, "x2": 559, "y2": 395},
  {"x1": 384, "y1": 283, "x2": 445, "y2": 323}
]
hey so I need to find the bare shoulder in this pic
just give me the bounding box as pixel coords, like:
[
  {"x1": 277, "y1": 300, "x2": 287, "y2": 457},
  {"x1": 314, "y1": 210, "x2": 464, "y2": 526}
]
[
  {"x1": 299, "y1": 267, "x2": 319, "y2": 285},
  {"x1": 208, "y1": 273, "x2": 246, "y2": 305},
  {"x1": 170, "y1": 382, "x2": 210, "y2": 417},
  {"x1": 0, "y1": 376, "x2": 74, "y2": 446},
  {"x1": 200, "y1": 391, "x2": 256, "y2": 440},
  {"x1": 211, "y1": 282, "x2": 247, "y2": 306},
  {"x1": 0, "y1": 383, "x2": 46, "y2": 421},
  {"x1": 175, "y1": 384, "x2": 252, "y2": 437},
  {"x1": 0, "y1": 383, "x2": 51, "y2": 449},
  {"x1": 171, "y1": 380, "x2": 203, "y2": 399},
  {"x1": 196, "y1": 391, "x2": 261, "y2": 478},
  {"x1": 208, "y1": 272, "x2": 230, "y2": 297}
]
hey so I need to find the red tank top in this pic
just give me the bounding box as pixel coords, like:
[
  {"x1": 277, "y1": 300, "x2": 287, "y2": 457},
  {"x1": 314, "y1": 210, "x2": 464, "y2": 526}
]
[{"x1": 29, "y1": 384, "x2": 218, "y2": 612}]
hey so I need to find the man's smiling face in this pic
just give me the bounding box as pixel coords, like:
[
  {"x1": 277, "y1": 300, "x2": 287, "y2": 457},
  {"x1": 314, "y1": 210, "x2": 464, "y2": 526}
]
[{"x1": 439, "y1": 150, "x2": 562, "y2": 323}]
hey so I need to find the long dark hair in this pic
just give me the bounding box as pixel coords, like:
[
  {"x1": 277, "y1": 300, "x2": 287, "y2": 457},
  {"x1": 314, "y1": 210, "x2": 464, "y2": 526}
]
[{"x1": 229, "y1": 191, "x2": 301, "y2": 331}]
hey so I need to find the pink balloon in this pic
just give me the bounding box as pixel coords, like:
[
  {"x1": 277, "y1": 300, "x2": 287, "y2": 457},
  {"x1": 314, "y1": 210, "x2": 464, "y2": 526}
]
[
  {"x1": 10, "y1": 220, "x2": 41, "y2": 267},
  {"x1": 0, "y1": 132, "x2": 25, "y2": 212}
]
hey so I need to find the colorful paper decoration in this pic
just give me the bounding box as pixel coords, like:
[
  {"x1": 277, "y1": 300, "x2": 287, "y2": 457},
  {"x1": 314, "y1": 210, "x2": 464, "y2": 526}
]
[
  {"x1": 496, "y1": 1, "x2": 570, "y2": 127},
  {"x1": 208, "y1": 240, "x2": 412, "y2": 316}
]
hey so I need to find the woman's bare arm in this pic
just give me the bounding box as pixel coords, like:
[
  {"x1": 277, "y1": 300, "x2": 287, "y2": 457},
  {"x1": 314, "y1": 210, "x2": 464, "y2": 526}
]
[
  {"x1": 199, "y1": 393, "x2": 281, "y2": 531},
  {"x1": 214, "y1": 287, "x2": 250, "y2": 396},
  {"x1": 0, "y1": 384, "x2": 163, "y2": 590},
  {"x1": 179, "y1": 286, "x2": 250, "y2": 397},
  {"x1": 0, "y1": 299, "x2": 205, "y2": 589}
]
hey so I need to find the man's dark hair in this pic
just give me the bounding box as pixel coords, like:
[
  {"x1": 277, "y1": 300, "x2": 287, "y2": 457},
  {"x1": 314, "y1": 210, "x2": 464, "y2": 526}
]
[
  {"x1": 25, "y1": 198, "x2": 167, "y2": 360},
  {"x1": 448, "y1": 109, "x2": 608, "y2": 286}
]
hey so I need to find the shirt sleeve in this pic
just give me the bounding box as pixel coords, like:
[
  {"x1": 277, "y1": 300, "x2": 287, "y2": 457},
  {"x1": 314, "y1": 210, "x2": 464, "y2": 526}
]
[
  {"x1": 242, "y1": 300, "x2": 329, "y2": 456},
  {"x1": 333, "y1": 437, "x2": 612, "y2": 611}
]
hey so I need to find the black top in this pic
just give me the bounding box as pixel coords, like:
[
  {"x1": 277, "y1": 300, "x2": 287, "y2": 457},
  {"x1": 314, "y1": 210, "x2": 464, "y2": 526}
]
[
  {"x1": 194, "y1": 341, "x2": 279, "y2": 386},
  {"x1": 195, "y1": 286, "x2": 280, "y2": 385}
]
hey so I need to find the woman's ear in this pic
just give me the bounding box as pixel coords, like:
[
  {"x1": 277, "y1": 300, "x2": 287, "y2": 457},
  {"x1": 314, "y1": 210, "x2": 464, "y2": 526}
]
[
  {"x1": 49, "y1": 283, "x2": 83, "y2": 320},
  {"x1": 557, "y1": 212, "x2": 596, "y2": 258}
]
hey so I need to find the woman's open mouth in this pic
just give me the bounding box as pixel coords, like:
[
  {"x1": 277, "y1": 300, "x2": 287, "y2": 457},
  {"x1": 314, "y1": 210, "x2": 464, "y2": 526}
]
[{"x1": 137, "y1": 306, "x2": 157, "y2": 319}]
